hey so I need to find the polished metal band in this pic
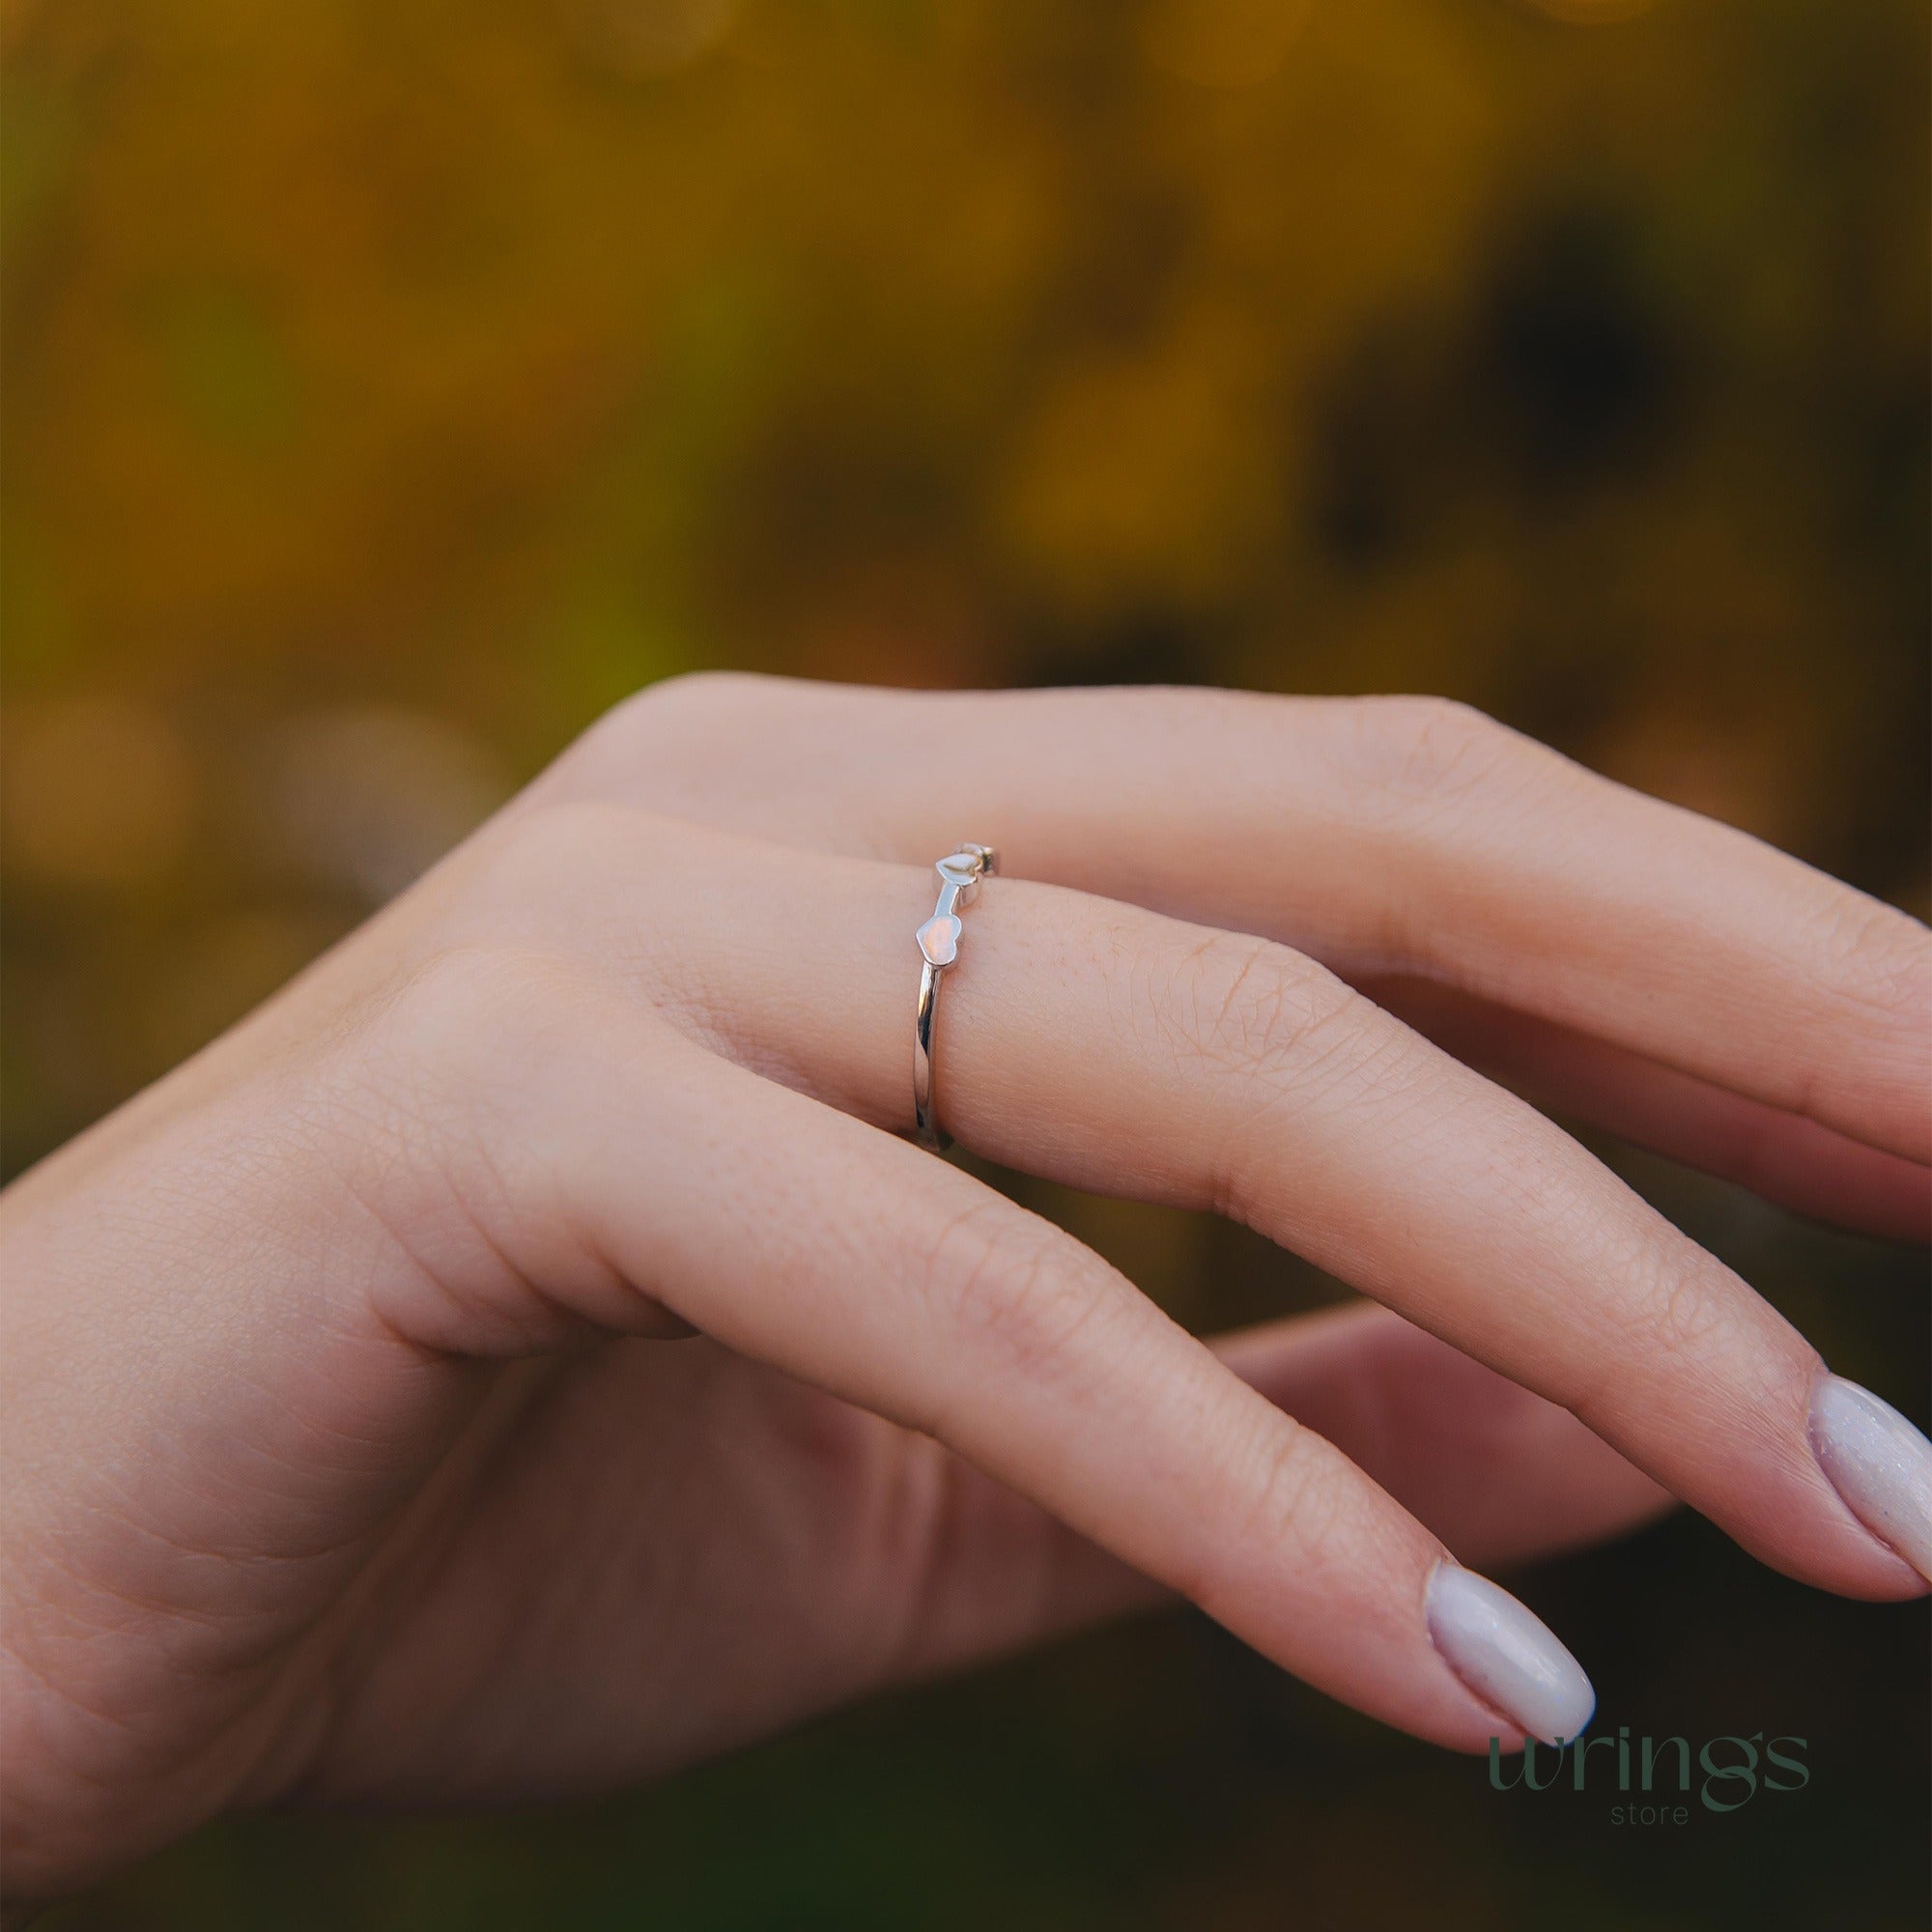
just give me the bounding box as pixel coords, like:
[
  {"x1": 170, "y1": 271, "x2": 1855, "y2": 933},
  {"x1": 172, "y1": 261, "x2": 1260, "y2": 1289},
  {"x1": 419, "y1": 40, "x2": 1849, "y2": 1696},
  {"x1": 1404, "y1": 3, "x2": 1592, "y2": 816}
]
[{"x1": 912, "y1": 842, "x2": 998, "y2": 1151}]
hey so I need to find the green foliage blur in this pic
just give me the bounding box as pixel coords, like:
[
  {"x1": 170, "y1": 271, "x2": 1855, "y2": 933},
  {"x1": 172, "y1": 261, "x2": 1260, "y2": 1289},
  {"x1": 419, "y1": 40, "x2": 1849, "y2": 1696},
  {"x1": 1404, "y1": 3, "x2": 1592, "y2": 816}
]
[{"x1": 4, "y1": 1, "x2": 1926, "y2": 1926}]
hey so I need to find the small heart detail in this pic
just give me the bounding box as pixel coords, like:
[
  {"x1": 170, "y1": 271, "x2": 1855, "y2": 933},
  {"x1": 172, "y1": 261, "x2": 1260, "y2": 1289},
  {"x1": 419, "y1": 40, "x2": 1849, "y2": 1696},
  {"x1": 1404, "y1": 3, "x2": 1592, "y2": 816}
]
[{"x1": 917, "y1": 914, "x2": 962, "y2": 966}]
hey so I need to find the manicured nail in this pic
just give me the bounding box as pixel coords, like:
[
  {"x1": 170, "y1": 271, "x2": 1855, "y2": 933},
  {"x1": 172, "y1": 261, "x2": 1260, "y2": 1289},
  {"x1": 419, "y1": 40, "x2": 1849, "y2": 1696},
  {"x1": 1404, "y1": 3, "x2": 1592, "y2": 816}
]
[
  {"x1": 1425, "y1": 1562, "x2": 1595, "y2": 1746},
  {"x1": 1809, "y1": 1375, "x2": 1932, "y2": 1583}
]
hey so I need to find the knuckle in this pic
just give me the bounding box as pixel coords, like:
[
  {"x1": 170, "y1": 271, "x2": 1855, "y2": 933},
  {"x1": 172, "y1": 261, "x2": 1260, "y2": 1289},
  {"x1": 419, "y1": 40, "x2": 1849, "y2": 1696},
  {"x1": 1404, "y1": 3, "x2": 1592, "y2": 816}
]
[
  {"x1": 911, "y1": 1199, "x2": 1119, "y2": 1391},
  {"x1": 1236, "y1": 1417, "x2": 1331, "y2": 1553},
  {"x1": 1810, "y1": 893, "x2": 1932, "y2": 1034},
  {"x1": 1350, "y1": 694, "x2": 1558, "y2": 802},
  {"x1": 541, "y1": 670, "x2": 808, "y2": 818},
  {"x1": 1154, "y1": 929, "x2": 1375, "y2": 1093},
  {"x1": 1133, "y1": 927, "x2": 1404, "y2": 1220},
  {"x1": 1642, "y1": 1256, "x2": 1745, "y2": 1367},
  {"x1": 1567, "y1": 1238, "x2": 1752, "y2": 1430},
  {"x1": 574, "y1": 670, "x2": 775, "y2": 763}
]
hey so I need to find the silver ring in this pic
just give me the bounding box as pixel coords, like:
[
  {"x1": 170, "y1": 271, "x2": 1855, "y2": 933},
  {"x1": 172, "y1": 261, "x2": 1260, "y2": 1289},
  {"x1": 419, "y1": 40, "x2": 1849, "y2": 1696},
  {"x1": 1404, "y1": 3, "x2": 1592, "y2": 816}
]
[{"x1": 912, "y1": 842, "x2": 998, "y2": 1151}]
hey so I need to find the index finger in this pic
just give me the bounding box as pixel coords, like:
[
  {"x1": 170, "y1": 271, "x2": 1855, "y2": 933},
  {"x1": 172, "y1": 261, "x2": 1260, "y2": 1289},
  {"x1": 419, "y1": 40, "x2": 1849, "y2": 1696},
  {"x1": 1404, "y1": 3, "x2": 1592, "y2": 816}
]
[{"x1": 539, "y1": 1021, "x2": 1600, "y2": 1753}]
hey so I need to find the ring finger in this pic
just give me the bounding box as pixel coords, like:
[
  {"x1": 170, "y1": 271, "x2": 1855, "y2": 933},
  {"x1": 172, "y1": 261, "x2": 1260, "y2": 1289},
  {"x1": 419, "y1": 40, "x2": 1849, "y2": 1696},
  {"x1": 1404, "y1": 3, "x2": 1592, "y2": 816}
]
[{"x1": 475, "y1": 807, "x2": 1932, "y2": 1602}]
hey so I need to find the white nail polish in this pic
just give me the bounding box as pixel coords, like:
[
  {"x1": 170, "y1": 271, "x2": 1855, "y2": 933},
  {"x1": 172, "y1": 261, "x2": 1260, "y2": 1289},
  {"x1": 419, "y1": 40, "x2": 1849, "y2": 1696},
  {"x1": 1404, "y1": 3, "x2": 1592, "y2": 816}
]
[
  {"x1": 1425, "y1": 1563, "x2": 1596, "y2": 1747},
  {"x1": 1809, "y1": 1375, "x2": 1932, "y2": 1583}
]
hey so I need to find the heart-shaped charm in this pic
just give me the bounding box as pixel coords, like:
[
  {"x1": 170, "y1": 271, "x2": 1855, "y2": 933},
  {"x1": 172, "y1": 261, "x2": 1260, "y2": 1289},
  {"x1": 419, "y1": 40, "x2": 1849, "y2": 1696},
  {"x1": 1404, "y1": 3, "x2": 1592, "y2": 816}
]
[{"x1": 917, "y1": 914, "x2": 962, "y2": 967}]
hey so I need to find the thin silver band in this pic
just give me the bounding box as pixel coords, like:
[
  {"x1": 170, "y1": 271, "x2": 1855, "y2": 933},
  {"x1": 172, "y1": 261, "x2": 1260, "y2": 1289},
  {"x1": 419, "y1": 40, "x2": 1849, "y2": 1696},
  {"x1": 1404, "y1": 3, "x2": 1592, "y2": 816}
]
[{"x1": 912, "y1": 842, "x2": 998, "y2": 1151}]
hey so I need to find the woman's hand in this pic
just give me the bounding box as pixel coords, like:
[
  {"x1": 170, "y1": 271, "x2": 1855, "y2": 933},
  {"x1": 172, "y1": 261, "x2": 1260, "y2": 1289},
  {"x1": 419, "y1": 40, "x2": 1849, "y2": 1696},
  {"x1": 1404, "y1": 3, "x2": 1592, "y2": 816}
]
[{"x1": 3, "y1": 676, "x2": 1926, "y2": 1902}]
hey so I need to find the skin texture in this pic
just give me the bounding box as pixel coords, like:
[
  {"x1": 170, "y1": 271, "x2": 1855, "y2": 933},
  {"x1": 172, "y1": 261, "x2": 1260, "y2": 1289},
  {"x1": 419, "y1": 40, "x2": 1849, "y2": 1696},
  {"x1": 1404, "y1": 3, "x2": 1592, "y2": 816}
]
[{"x1": 1, "y1": 675, "x2": 1926, "y2": 1905}]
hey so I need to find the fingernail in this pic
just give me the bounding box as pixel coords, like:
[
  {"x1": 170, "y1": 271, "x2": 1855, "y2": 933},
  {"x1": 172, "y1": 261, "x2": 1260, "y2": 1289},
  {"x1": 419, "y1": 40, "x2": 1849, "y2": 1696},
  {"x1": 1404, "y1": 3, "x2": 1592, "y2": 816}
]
[
  {"x1": 1425, "y1": 1562, "x2": 1596, "y2": 1746},
  {"x1": 1808, "y1": 1375, "x2": 1932, "y2": 1583}
]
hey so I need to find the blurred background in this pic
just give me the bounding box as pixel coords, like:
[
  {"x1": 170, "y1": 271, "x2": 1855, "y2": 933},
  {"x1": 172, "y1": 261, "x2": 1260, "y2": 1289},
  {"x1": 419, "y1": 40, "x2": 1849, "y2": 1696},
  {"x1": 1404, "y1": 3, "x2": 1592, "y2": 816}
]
[{"x1": 4, "y1": 0, "x2": 1926, "y2": 1925}]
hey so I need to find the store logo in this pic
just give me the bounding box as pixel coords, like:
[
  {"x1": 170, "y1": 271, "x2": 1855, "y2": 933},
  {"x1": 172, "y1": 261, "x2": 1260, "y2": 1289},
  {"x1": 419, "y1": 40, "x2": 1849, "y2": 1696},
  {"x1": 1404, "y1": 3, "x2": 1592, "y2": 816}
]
[{"x1": 1488, "y1": 1728, "x2": 1810, "y2": 1823}]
